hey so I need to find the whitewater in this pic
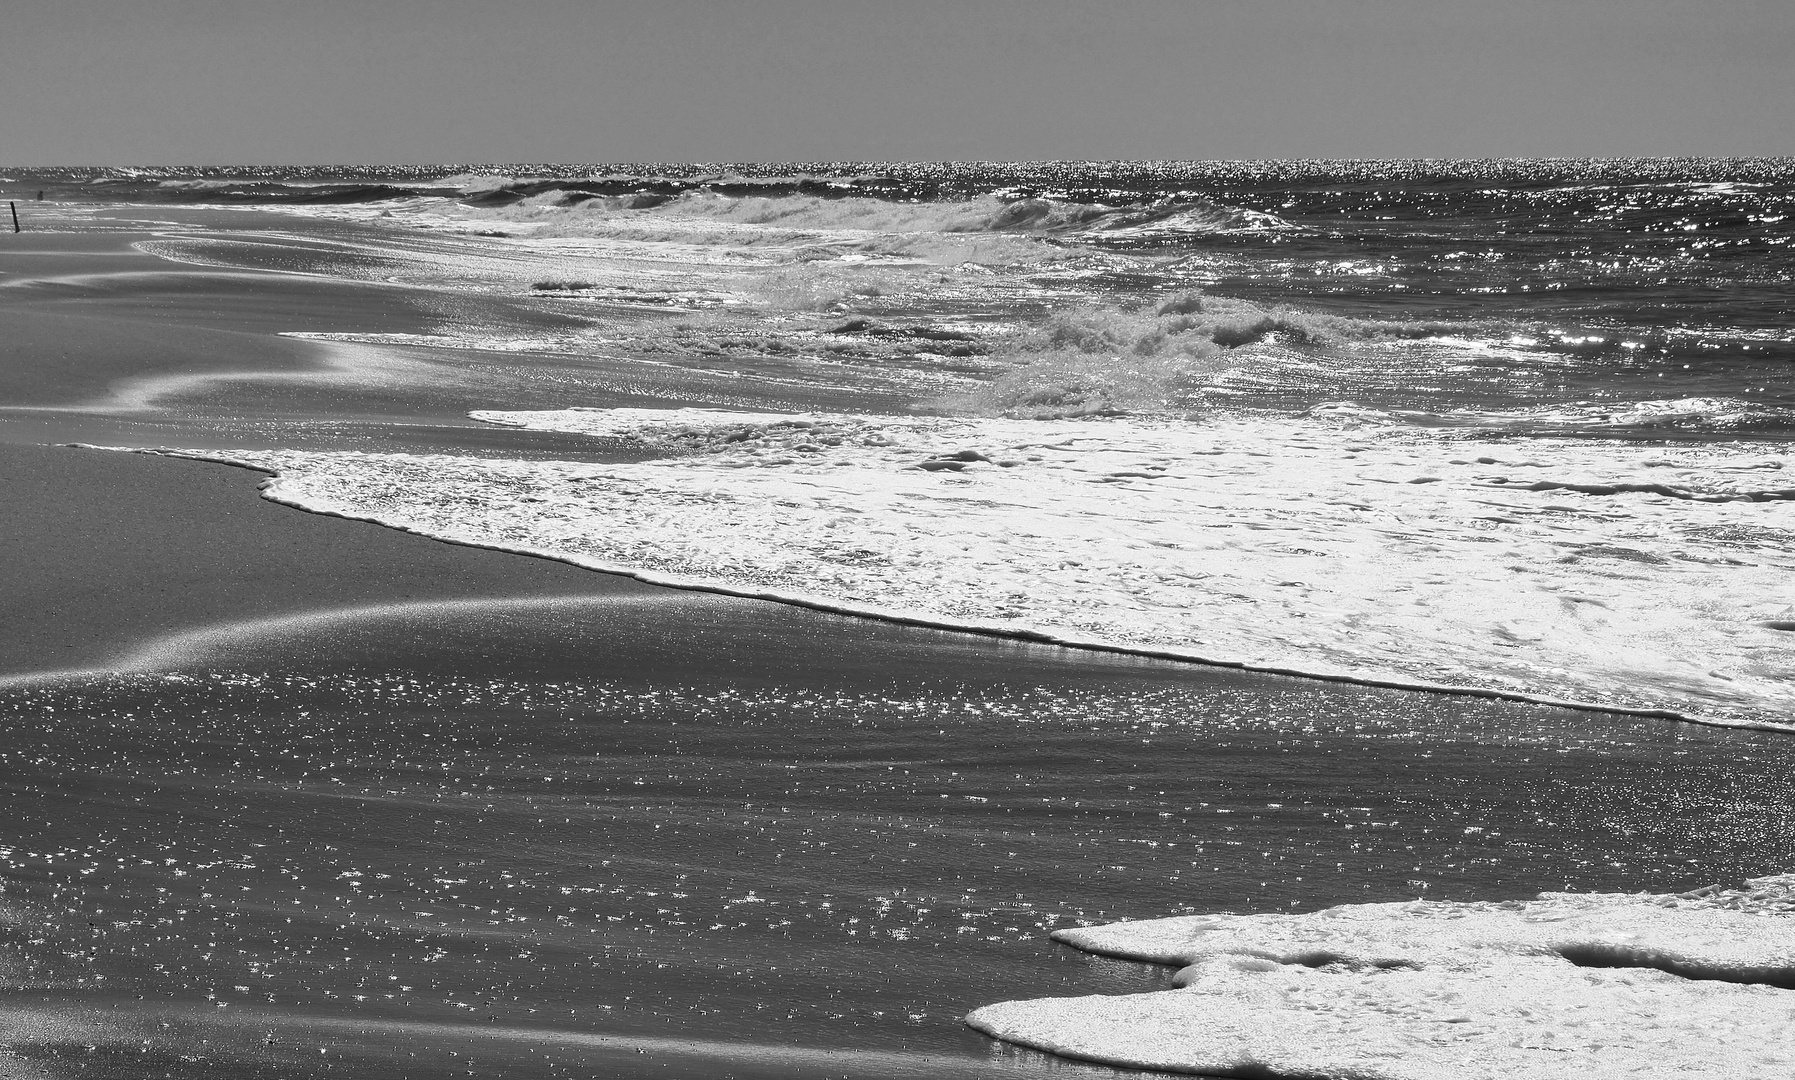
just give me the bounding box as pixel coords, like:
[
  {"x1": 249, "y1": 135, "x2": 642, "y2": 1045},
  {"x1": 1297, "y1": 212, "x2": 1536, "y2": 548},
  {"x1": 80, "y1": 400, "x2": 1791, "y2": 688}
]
[
  {"x1": 144, "y1": 401, "x2": 1795, "y2": 729},
  {"x1": 968, "y1": 874, "x2": 1795, "y2": 1079}
]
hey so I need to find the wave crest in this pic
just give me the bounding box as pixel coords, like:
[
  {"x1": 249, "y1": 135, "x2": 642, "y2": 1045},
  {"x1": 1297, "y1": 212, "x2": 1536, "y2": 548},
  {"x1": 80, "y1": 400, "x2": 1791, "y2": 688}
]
[
  {"x1": 446, "y1": 189, "x2": 1292, "y2": 252},
  {"x1": 941, "y1": 293, "x2": 1464, "y2": 419}
]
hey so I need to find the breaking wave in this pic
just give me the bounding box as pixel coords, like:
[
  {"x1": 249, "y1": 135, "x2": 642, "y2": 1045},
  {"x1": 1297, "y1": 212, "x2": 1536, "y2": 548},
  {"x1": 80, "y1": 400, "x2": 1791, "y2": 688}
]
[
  {"x1": 462, "y1": 188, "x2": 1293, "y2": 239},
  {"x1": 938, "y1": 292, "x2": 1471, "y2": 418}
]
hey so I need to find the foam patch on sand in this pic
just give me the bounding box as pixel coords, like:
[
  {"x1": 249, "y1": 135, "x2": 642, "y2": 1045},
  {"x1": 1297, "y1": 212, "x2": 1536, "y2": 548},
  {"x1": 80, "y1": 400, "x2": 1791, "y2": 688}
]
[
  {"x1": 966, "y1": 876, "x2": 1795, "y2": 1079},
  {"x1": 131, "y1": 405, "x2": 1795, "y2": 728}
]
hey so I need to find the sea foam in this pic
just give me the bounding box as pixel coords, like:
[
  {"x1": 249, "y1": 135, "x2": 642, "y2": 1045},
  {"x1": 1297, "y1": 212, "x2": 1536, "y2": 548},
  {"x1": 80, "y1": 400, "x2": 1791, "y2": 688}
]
[
  {"x1": 966, "y1": 875, "x2": 1795, "y2": 1079},
  {"x1": 138, "y1": 405, "x2": 1795, "y2": 730},
  {"x1": 433, "y1": 188, "x2": 1294, "y2": 240}
]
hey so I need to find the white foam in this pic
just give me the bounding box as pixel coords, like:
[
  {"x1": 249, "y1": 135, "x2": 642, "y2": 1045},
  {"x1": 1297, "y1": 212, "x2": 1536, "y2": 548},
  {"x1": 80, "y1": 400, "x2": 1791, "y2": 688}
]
[
  {"x1": 967, "y1": 876, "x2": 1795, "y2": 1079},
  {"x1": 130, "y1": 405, "x2": 1795, "y2": 729},
  {"x1": 241, "y1": 191, "x2": 1123, "y2": 270},
  {"x1": 425, "y1": 189, "x2": 1293, "y2": 247}
]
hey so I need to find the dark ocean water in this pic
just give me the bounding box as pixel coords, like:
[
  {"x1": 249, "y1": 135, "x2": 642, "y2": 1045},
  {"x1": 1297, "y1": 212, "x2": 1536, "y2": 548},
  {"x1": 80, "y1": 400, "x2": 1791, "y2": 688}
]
[{"x1": 2, "y1": 160, "x2": 1792, "y2": 1078}]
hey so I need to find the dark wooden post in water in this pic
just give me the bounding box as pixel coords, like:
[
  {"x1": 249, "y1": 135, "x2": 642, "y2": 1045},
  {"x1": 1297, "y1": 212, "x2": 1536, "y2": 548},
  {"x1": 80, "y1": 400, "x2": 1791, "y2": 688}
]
[{"x1": 9, "y1": 202, "x2": 17, "y2": 233}]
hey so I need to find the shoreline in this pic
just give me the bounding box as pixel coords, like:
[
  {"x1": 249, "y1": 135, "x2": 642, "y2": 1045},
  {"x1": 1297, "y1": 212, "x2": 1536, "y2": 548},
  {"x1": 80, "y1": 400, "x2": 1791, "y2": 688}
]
[
  {"x1": 0, "y1": 441, "x2": 662, "y2": 680},
  {"x1": 2, "y1": 440, "x2": 1259, "y2": 693},
  {"x1": 6, "y1": 199, "x2": 1794, "y2": 1080},
  {"x1": 0, "y1": 206, "x2": 1306, "y2": 692},
  {"x1": 123, "y1": 439, "x2": 1792, "y2": 738}
]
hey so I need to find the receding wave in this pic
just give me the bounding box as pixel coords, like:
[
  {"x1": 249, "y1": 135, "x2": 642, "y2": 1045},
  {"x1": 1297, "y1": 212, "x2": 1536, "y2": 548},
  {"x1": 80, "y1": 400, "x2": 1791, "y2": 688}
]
[{"x1": 126, "y1": 405, "x2": 1795, "y2": 732}]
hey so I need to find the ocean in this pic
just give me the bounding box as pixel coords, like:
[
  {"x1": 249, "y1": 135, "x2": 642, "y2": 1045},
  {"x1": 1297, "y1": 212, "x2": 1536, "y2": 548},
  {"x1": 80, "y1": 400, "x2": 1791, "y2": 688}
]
[{"x1": 1, "y1": 159, "x2": 1792, "y2": 1077}]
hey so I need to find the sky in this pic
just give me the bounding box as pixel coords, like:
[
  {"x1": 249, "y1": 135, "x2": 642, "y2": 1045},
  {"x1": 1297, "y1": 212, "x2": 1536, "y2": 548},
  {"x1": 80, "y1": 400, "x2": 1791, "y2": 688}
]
[{"x1": 3, "y1": 0, "x2": 1791, "y2": 164}]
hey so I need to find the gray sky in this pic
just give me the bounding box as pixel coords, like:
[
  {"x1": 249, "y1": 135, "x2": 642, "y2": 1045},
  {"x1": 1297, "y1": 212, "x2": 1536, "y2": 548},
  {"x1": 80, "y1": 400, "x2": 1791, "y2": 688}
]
[{"x1": 4, "y1": 0, "x2": 1790, "y2": 163}]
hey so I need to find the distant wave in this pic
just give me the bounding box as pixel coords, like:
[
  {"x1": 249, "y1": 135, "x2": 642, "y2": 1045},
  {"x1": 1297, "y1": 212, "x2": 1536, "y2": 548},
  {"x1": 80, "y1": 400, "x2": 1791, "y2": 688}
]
[
  {"x1": 155, "y1": 179, "x2": 239, "y2": 191},
  {"x1": 19, "y1": 163, "x2": 1297, "y2": 243},
  {"x1": 71, "y1": 176, "x2": 454, "y2": 205},
  {"x1": 451, "y1": 188, "x2": 1296, "y2": 242}
]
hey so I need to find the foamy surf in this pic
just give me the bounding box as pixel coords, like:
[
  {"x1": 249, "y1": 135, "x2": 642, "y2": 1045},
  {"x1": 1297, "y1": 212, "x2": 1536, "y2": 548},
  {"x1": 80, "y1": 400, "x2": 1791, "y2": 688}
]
[
  {"x1": 966, "y1": 875, "x2": 1795, "y2": 1080},
  {"x1": 261, "y1": 186, "x2": 1295, "y2": 245},
  {"x1": 115, "y1": 402, "x2": 1795, "y2": 730}
]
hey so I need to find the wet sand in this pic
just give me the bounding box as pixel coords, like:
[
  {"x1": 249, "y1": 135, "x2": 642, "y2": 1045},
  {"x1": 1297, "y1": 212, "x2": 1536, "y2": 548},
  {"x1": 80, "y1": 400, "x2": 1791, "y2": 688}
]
[
  {"x1": 0, "y1": 217, "x2": 686, "y2": 678},
  {"x1": 0, "y1": 229, "x2": 429, "y2": 407},
  {"x1": 0, "y1": 442, "x2": 667, "y2": 679}
]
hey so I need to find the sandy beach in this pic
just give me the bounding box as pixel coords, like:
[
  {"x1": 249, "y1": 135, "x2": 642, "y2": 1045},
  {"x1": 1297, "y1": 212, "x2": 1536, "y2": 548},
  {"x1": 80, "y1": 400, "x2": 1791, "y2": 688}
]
[
  {"x1": 7, "y1": 0, "x2": 1790, "y2": 1068},
  {"x1": 4, "y1": 195, "x2": 1793, "y2": 1080},
  {"x1": 0, "y1": 209, "x2": 1270, "y2": 1079}
]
